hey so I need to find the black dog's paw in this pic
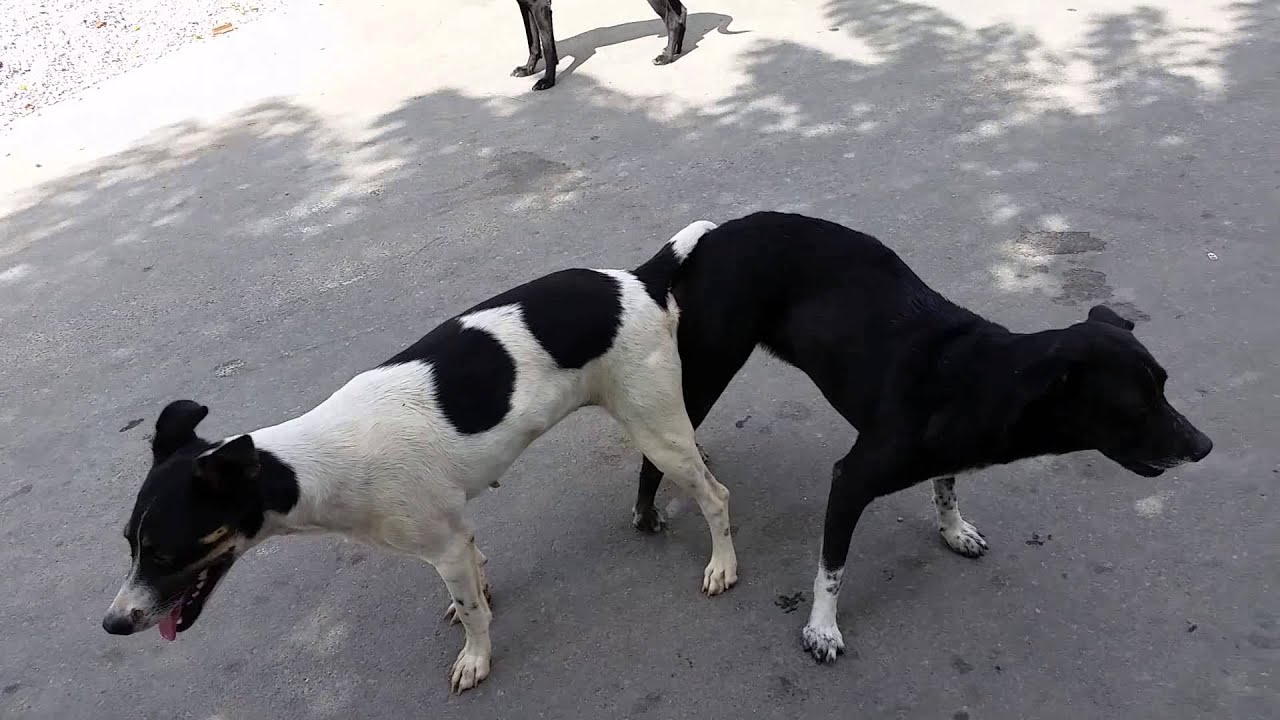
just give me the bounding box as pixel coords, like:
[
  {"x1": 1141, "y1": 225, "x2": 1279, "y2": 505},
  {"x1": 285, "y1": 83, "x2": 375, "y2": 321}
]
[
  {"x1": 652, "y1": 53, "x2": 678, "y2": 66},
  {"x1": 940, "y1": 520, "x2": 989, "y2": 558},
  {"x1": 511, "y1": 66, "x2": 536, "y2": 78},
  {"x1": 632, "y1": 505, "x2": 667, "y2": 534},
  {"x1": 532, "y1": 77, "x2": 556, "y2": 91},
  {"x1": 801, "y1": 623, "x2": 845, "y2": 664}
]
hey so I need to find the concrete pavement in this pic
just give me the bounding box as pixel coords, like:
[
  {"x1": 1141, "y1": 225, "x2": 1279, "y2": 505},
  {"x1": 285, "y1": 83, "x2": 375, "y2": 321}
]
[{"x1": 0, "y1": 1, "x2": 1275, "y2": 718}]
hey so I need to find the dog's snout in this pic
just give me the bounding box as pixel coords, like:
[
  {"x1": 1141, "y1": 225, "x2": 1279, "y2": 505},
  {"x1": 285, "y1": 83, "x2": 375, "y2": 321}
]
[
  {"x1": 1188, "y1": 431, "x2": 1213, "y2": 462},
  {"x1": 102, "y1": 609, "x2": 142, "y2": 635}
]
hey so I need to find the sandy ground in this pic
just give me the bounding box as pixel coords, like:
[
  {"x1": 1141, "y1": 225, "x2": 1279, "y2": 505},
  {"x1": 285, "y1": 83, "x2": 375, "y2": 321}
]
[{"x1": 1, "y1": 0, "x2": 283, "y2": 128}]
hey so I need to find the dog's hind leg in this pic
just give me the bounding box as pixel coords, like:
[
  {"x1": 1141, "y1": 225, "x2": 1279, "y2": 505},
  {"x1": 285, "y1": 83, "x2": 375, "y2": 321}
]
[
  {"x1": 633, "y1": 346, "x2": 746, "y2": 533},
  {"x1": 511, "y1": 0, "x2": 543, "y2": 78},
  {"x1": 932, "y1": 477, "x2": 988, "y2": 558},
  {"x1": 606, "y1": 355, "x2": 737, "y2": 595},
  {"x1": 645, "y1": 0, "x2": 688, "y2": 65},
  {"x1": 417, "y1": 522, "x2": 493, "y2": 692}
]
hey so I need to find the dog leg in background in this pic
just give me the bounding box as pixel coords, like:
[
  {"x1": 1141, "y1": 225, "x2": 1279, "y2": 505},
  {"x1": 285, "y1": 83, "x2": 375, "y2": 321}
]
[
  {"x1": 645, "y1": 0, "x2": 688, "y2": 65},
  {"x1": 529, "y1": 0, "x2": 558, "y2": 90},
  {"x1": 932, "y1": 477, "x2": 988, "y2": 558},
  {"x1": 512, "y1": 0, "x2": 542, "y2": 78}
]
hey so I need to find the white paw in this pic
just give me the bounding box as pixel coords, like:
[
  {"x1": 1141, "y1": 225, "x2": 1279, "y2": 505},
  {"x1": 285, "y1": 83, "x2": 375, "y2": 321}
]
[
  {"x1": 702, "y1": 555, "x2": 738, "y2": 596},
  {"x1": 801, "y1": 622, "x2": 845, "y2": 663},
  {"x1": 449, "y1": 646, "x2": 491, "y2": 693},
  {"x1": 941, "y1": 520, "x2": 988, "y2": 558}
]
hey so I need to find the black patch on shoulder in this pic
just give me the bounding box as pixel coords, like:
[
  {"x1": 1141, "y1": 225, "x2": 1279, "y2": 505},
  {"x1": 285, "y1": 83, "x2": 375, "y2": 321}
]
[
  {"x1": 468, "y1": 268, "x2": 623, "y2": 370},
  {"x1": 383, "y1": 320, "x2": 516, "y2": 434}
]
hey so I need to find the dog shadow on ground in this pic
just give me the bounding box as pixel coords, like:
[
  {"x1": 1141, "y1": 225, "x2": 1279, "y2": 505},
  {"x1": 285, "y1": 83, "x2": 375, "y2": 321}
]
[{"x1": 548, "y1": 12, "x2": 744, "y2": 81}]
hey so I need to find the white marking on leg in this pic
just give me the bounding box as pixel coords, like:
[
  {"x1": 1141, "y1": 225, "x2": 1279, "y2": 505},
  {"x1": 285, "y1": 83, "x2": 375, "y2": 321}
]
[
  {"x1": 933, "y1": 477, "x2": 988, "y2": 558},
  {"x1": 801, "y1": 562, "x2": 845, "y2": 663}
]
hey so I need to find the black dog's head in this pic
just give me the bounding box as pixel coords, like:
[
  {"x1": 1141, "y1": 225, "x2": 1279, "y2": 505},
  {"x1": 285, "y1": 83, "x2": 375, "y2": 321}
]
[
  {"x1": 1034, "y1": 305, "x2": 1213, "y2": 476},
  {"x1": 102, "y1": 400, "x2": 268, "y2": 641}
]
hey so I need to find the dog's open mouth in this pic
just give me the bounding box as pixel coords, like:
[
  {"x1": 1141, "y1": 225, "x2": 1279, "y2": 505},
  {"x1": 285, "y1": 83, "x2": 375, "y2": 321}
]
[
  {"x1": 1119, "y1": 459, "x2": 1166, "y2": 477},
  {"x1": 158, "y1": 553, "x2": 234, "y2": 641}
]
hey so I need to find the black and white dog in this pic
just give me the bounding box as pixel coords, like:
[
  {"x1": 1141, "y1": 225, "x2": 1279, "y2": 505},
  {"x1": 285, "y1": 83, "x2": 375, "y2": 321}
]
[
  {"x1": 512, "y1": 0, "x2": 688, "y2": 91},
  {"x1": 631, "y1": 212, "x2": 1214, "y2": 663},
  {"x1": 102, "y1": 221, "x2": 738, "y2": 693}
]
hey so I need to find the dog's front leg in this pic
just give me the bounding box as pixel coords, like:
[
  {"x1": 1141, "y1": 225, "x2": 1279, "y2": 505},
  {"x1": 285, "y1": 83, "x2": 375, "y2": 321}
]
[
  {"x1": 511, "y1": 0, "x2": 542, "y2": 78},
  {"x1": 802, "y1": 444, "x2": 908, "y2": 663},
  {"x1": 645, "y1": 0, "x2": 688, "y2": 65},
  {"x1": 427, "y1": 533, "x2": 494, "y2": 692}
]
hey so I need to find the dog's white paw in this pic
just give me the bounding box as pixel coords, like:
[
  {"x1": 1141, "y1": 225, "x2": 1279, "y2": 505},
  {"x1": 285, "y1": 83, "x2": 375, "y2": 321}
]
[
  {"x1": 801, "y1": 622, "x2": 845, "y2": 664},
  {"x1": 941, "y1": 520, "x2": 988, "y2": 558},
  {"x1": 449, "y1": 645, "x2": 491, "y2": 693},
  {"x1": 702, "y1": 555, "x2": 738, "y2": 596}
]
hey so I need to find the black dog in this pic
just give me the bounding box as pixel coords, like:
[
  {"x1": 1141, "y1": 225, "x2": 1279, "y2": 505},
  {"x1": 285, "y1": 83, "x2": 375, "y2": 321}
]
[
  {"x1": 632, "y1": 212, "x2": 1213, "y2": 663},
  {"x1": 513, "y1": 0, "x2": 688, "y2": 91}
]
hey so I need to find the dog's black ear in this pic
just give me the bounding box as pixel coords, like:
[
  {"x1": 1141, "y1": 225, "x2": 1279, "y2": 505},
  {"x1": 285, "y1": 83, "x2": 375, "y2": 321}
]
[
  {"x1": 1087, "y1": 304, "x2": 1135, "y2": 332},
  {"x1": 153, "y1": 400, "x2": 209, "y2": 460},
  {"x1": 194, "y1": 435, "x2": 260, "y2": 496}
]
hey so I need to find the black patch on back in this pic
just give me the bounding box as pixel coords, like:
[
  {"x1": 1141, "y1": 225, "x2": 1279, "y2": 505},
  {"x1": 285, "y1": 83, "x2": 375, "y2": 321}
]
[
  {"x1": 467, "y1": 268, "x2": 623, "y2": 370},
  {"x1": 383, "y1": 320, "x2": 516, "y2": 434}
]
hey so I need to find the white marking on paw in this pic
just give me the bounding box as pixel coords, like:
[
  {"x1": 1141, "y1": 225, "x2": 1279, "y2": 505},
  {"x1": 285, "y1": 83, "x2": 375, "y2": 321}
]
[
  {"x1": 802, "y1": 564, "x2": 845, "y2": 663},
  {"x1": 940, "y1": 519, "x2": 989, "y2": 558}
]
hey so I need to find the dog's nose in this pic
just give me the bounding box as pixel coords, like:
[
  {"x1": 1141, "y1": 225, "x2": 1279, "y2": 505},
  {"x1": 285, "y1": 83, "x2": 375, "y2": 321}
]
[
  {"x1": 102, "y1": 611, "x2": 138, "y2": 635},
  {"x1": 1188, "y1": 432, "x2": 1213, "y2": 462}
]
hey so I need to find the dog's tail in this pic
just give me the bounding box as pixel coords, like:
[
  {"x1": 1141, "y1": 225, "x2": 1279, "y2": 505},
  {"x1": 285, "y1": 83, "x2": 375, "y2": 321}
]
[
  {"x1": 714, "y1": 15, "x2": 748, "y2": 36},
  {"x1": 632, "y1": 220, "x2": 718, "y2": 304}
]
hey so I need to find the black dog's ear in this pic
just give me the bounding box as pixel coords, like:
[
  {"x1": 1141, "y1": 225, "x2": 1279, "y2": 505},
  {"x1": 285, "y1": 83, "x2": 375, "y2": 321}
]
[
  {"x1": 194, "y1": 435, "x2": 260, "y2": 496},
  {"x1": 153, "y1": 400, "x2": 209, "y2": 460},
  {"x1": 1087, "y1": 304, "x2": 1135, "y2": 332}
]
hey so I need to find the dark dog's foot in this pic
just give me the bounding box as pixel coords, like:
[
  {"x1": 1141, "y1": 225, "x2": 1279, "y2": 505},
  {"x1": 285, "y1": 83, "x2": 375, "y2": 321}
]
[
  {"x1": 532, "y1": 77, "x2": 555, "y2": 91},
  {"x1": 653, "y1": 53, "x2": 679, "y2": 66},
  {"x1": 511, "y1": 66, "x2": 536, "y2": 77},
  {"x1": 632, "y1": 505, "x2": 666, "y2": 534},
  {"x1": 801, "y1": 622, "x2": 845, "y2": 664},
  {"x1": 696, "y1": 442, "x2": 711, "y2": 466}
]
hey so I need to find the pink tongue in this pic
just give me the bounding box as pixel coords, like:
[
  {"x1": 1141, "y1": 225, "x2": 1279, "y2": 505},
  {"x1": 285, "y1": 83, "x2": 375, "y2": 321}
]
[{"x1": 158, "y1": 606, "x2": 180, "y2": 642}]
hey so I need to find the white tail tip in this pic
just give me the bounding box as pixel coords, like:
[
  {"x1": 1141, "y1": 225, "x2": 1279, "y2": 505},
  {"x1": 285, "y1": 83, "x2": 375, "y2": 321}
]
[{"x1": 669, "y1": 220, "x2": 718, "y2": 261}]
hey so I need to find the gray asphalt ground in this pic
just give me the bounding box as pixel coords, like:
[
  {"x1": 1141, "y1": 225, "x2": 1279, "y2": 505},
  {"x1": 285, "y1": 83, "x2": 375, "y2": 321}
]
[{"x1": 0, "y1": 1, "x2": 1276, "y2": 718}]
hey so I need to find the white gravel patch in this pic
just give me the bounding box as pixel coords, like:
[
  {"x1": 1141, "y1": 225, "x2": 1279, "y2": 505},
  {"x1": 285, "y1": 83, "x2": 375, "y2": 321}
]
[{"x1": 1, "y1": 0, "x2": 288, "y2": 130}]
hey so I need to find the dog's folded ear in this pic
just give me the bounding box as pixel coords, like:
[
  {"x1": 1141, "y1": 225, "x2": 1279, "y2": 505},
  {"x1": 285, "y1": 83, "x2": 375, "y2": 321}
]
[
  {"x1": 153, "y1": 400, "x2": 209, "y2": 460},
  {"x1": 194, "y1": 435, "x2": 261, "y2": 496},
  {"x1": 1087, "y1": 304, "x2": 1135, "y2": 332}
]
